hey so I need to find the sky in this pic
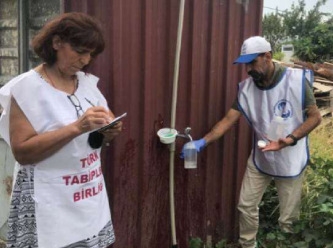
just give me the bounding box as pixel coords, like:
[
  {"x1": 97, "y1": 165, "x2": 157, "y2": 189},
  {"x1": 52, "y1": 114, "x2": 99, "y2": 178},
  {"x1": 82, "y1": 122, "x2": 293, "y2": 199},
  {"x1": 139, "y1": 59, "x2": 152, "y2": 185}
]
[{"x1": 263, "y1": 0, "x2": 333, "y2": 16}]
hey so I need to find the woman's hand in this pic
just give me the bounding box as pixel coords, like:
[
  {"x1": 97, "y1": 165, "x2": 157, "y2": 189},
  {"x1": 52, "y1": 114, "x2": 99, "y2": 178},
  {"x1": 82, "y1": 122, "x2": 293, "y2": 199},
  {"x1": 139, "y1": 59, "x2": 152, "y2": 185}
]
[
  {"x1": 75, "y1": 106, "x2": 111, "y2": 133},
  {"x1": 79, "y1": 108, "x2": 124, "y2": 147},
  {"x1": 101, "y1": 121, "x2": 123, "y2": 144}
]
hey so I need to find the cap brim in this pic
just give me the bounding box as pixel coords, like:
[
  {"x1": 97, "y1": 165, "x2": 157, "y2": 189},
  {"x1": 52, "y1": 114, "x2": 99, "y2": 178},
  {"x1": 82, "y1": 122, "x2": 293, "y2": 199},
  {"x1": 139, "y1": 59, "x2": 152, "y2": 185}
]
[{"x1": 233, "y1": 53, "x2": 259, "y2": 64}]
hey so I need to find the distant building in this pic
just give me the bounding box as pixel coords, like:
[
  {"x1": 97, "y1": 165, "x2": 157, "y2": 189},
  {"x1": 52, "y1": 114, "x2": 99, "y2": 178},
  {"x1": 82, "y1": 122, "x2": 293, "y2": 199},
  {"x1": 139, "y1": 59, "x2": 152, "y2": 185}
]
[{"x1": 281, "y1": 44, "x2": 294, "y2": 63}]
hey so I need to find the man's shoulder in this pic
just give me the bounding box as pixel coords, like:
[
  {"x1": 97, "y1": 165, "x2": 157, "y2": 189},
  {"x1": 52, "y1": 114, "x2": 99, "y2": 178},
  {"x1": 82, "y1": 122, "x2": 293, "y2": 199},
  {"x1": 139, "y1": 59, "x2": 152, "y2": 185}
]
[{"x1": 274, "y1": 62, "x2": 288, "y2": 73}]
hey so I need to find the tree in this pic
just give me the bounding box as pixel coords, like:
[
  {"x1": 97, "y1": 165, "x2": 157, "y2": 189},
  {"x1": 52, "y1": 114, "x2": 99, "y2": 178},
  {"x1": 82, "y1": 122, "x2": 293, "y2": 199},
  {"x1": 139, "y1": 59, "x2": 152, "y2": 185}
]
[
  {"x1": 293, "y1": 21, "x2": 333, "y2": 62},
  {"x1": 282, "y1": 0, "x2": 307, "y2": 39},
  {"x1": 262, "y1": 11, "x2": 285, "y2": 53},
  {"x1": 283, "y1": 0, "x2": 328, "y2": 39},
  {"x1": 262, "y1": 0, "x2": 333, "y2": 62}
]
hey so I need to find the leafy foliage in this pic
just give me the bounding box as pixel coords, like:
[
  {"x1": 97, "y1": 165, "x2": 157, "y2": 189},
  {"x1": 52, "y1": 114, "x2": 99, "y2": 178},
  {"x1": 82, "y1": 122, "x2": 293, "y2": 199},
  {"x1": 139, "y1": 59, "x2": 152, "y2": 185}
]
[
  {"x1": 262, "y1": 12, "x2": 285, "y2": 53},
  {"x1": 293, "y1": 20, "x2": 333, "y2": 62},
  {"x1": 272, "y1": 52, "x2": 285, "y2": 61},
  {"x1": 262, "y1": 0, "x2": 333, "y2": 62},
  {"x1": 257, "y1": 121, "x2": 333, "y2": 247},
  {"x1": 189, "y1": 237, "x2": 204, "y2": 248},
  {"x1": 283, "y1": 0, "x2": 326, "y2": 39}
]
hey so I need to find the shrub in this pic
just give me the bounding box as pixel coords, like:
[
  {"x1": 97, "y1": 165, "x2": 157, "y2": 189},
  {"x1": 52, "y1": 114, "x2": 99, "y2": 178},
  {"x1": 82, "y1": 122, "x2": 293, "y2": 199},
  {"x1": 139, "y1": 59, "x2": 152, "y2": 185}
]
[
  {"x1": 273, "y1": 52, "x2": 285, "y2": 61},
  {"x1": 258, "y1": 157, "x2": 333, "y2": 247}
]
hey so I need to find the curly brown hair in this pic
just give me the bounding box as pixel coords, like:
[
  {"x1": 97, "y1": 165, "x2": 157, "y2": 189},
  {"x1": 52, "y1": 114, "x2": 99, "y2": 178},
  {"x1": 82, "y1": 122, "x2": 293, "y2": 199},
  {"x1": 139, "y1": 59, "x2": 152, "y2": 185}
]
[{"x1": 31, "y1": 12, "x2": 105, "y2": 71}]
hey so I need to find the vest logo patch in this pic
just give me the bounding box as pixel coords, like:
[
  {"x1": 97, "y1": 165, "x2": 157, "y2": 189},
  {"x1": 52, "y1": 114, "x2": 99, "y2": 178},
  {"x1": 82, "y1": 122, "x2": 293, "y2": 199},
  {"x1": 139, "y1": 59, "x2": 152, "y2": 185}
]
[{"x1": 274, "y1": 99, "x2": 293, "y2": 118}]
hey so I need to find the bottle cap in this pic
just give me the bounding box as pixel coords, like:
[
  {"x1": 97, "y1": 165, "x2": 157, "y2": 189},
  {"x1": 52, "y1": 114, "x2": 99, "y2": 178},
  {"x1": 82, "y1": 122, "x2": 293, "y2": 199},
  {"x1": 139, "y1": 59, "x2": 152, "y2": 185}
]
[{"x1": 257, "y1": 140, "x2": 267, "y2": 148}]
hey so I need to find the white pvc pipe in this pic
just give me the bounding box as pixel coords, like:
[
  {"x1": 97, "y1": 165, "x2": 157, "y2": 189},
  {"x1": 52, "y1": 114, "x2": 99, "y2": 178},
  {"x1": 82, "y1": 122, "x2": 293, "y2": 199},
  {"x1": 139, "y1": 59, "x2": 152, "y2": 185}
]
[{"x1": 169, "y1": 0, "x2": 185, "y2": 246}]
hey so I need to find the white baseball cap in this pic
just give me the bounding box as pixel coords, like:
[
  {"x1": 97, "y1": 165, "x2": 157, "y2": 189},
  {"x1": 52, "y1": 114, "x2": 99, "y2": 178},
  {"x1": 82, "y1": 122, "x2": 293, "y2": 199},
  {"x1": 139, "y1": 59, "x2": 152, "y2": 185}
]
[{"x1": 233, "y1": 36, "x2": 271, "y2": 64}]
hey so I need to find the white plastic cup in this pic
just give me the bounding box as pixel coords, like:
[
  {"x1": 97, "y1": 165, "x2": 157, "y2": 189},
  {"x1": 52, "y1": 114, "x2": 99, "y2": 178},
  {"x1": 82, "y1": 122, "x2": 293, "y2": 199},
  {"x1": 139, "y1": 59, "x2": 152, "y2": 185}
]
[
  {"x1": 183, "y1": 141, "x2": 197, "y2": 169},
  {"x1": 157, "y1": 128, "x2": 178, "y2": 144}
]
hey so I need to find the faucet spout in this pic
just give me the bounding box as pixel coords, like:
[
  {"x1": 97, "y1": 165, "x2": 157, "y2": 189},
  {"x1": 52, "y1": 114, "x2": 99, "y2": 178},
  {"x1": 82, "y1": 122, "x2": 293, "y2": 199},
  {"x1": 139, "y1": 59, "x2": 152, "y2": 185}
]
[{"x1": 176, "y1": 127, "x2": 193, "y2": 141}]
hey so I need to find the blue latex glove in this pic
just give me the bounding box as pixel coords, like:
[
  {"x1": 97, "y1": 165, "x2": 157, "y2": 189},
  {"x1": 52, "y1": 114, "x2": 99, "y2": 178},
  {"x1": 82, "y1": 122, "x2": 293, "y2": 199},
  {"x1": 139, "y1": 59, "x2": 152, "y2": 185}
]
[{"x1": 180, "y1": 138, "x2": 207, "y2": 158}]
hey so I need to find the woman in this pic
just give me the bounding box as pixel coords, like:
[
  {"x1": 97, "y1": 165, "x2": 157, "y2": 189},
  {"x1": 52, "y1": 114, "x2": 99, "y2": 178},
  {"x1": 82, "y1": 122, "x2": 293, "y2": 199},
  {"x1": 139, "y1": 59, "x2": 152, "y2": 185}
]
[{"x1": 0, "y1": 12, "x2": 121, "y2": 248}]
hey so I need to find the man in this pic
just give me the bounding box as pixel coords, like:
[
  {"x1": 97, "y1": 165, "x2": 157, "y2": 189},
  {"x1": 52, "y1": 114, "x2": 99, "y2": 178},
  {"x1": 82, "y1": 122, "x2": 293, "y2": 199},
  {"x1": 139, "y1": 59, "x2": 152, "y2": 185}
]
[{"x1": 183, "y1": 36, "x2": 322, "y2": 248}]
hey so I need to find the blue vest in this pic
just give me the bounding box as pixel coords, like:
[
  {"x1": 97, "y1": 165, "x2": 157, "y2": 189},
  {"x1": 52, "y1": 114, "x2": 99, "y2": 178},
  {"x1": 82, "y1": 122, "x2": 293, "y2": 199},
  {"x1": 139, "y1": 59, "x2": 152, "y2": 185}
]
[{"x1": 237, "y1": 68, "x2": 310, "y2": 177}]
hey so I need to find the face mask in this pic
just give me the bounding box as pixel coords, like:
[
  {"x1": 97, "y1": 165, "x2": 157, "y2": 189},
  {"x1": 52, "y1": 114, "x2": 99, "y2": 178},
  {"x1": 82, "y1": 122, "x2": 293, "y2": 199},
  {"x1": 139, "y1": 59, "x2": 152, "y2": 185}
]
[{"x1": 248, "y1": 70, "x2": 265, "y2": 87}]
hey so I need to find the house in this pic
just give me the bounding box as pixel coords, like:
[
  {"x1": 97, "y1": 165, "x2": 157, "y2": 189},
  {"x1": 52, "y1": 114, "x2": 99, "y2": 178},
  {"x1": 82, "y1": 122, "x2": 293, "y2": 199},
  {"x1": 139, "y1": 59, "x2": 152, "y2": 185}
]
[{"x1": 281, "y1": 44, "x2": 294, "y2": 63}]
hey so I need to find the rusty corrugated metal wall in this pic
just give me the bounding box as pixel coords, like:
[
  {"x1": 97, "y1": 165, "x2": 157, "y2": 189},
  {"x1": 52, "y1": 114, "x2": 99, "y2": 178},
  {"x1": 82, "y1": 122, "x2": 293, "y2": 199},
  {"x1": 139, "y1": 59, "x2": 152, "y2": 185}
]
[{"x1": 64, "y1": 1, "x2": 263, "y2": 247}]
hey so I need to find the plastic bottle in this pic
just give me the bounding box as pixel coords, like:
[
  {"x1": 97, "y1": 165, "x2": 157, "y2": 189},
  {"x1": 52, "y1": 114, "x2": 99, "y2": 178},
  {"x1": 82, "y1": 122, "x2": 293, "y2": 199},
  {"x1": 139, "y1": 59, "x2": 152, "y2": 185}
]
[
  {"x1": 267, "y1": 116, "x2": 288, "y2": 141},
  {"x1": 183, "y1": 141, "x2": 197, "y2": 169}
]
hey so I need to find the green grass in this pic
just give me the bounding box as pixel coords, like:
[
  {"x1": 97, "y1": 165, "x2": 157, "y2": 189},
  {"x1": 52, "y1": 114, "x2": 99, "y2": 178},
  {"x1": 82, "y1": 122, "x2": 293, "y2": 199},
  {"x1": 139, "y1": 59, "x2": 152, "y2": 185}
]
[{"x1": 309, "y1": 117, "x2": 333, "y2": 160}]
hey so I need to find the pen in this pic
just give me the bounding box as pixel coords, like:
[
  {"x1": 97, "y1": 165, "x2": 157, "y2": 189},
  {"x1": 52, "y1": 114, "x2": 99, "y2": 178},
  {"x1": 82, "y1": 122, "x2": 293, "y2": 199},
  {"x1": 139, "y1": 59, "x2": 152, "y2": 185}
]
[
  {"x1": 85, "y1": 98, "x2": 96, "y2": 107},
  {"x1": 85, "y1": 97, "x2": 113, "y2": 123}
]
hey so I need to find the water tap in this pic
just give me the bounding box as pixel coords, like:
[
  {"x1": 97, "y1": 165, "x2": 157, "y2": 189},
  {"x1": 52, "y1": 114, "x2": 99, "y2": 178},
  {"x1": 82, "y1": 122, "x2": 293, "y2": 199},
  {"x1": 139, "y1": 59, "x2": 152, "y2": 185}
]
[{"x1": 177, "y1": 127, "x2": 193, "y2": 141}]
